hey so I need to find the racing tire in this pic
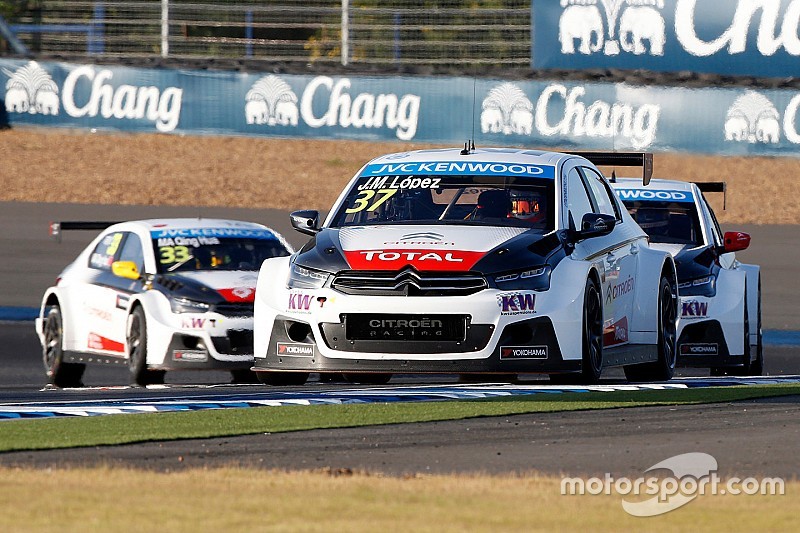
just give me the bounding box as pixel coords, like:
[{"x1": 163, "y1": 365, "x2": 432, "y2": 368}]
[
  {"x1": 624, "y1": 274, "x2": 677, "y2": 383},
  {"x1": 127, "y1": 306, "x2": 165, "y2": 386},
  {"x1": 343, "y1": 373, "x2": 393, "y2": 385},
  {"x1": 712, "y1": 290, "x2": 753, "y2": 377},
  {"x1": 256, "y1": 371, "x2": 309, "y2": 386},
  {"x1": 42, "y1": 305, "x2": 85, "y2": 388},
  {"x1": 550, "y1": 277, "x2": 603, "y2": 385}
]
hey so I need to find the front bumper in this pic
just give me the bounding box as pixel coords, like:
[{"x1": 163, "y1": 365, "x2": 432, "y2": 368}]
[{"x1": 255, "y1": 313, "x2": 580, "y2": 374}]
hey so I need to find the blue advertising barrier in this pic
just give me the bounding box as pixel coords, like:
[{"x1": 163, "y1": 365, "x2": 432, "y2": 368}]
[
  {"x1": 2, "y1": 58, "x2": 800, "y2": 157},
  {"x1": 532, "y1": 0, "x2": 800, "y2": 78}
]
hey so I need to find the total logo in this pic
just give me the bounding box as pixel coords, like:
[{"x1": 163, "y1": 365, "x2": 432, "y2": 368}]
[
  {"x1": 344, "y1": 249, "x2": 484, "y2": 271},
  {"x1": 244, "y1": 74, "x2": 421, "y2": 140},
  {"x1": 3, "y1": 61, "x2": 183, "y2": 131},
  {"x1": 481, "y1": 82, "x2": 659, "y2": 149}
]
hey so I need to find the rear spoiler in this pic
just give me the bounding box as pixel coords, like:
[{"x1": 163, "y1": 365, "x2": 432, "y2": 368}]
[
  {"x1": 568, "y1": 152, "x2": 654, "y2": 186},
  {"x1": 693, "y1": 181, "x2": 727, "y2": 210},
  {"x1": 49, "y1": 221, "x2": 121, "y2": 243}
]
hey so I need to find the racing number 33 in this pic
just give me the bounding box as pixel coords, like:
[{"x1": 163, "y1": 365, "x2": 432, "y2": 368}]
[
  {"x1": 345, "y1": 189, "x2": 397, "y2": 213},
  {"x1": 159, "y1": 245, "x2": 191, "y2": 264}
]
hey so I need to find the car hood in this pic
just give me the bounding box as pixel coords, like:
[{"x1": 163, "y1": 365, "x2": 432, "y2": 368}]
[
  {"x1": 336, "y1": 225, "x2": 530, "y2": 271},
  {"x1": 154, "y1": 271, "x2": 259, "y2": 303}
]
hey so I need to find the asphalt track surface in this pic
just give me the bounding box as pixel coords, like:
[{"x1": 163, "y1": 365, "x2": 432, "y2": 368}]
[{"x1": 1, "y1": 202, "x2": 800, "y2": 476}]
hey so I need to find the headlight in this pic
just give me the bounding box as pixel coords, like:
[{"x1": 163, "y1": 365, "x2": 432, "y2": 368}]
[
  {"x1": 678, "y1": 275, "x2": 716, "y2": 297},
  {"x1": 170, "y1": 297, "x2": 211, "y2": 314},
  {"x1": 287, "y1": 263, "x2": 330, "y2": 289},
  {"x1": 491, "y1": 266, "x2": 551, "y2": 291}
]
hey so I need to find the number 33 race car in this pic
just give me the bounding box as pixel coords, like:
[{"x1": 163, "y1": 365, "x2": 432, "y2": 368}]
[
  {"x1": 36, "y1": 219, "x2": 293, "y2": 387},
  {"x1": 612, "y1": 178, "x2": 762, "y2": 375},
  {"x1": 253, "y1": 148, "x2": 679, "y2": 385}
]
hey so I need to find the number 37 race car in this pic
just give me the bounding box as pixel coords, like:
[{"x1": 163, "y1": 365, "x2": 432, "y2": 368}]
[{"x1": 253, "y1": 148, "x2": 679, "y2": 385}]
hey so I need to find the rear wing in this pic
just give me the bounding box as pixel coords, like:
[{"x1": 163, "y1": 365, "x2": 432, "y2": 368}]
[
  {"x1": 693, "y1": 181, "x2": 727, "y2": 210},
  {"x1": 49, "y1": 221, "x2": 121, "y2": 243},
  {"x1": 568, "y1": 152, "x2": 654, "y2": 186}
]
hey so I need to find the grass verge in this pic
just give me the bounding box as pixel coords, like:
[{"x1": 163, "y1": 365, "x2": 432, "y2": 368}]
[
  {"x1": 1, "y1": 384, "x2": 798, "y2": 452},
  {"x1": 0, "y1": 467, "x2": 794, "y2": 532}
]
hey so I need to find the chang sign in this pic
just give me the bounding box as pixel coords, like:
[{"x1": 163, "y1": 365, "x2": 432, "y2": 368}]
[{"x1": 533, "y1": 0, "x2": 800, "y2": 77}]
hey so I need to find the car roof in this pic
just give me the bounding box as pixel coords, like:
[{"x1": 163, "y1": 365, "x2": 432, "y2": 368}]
[
  {"x1": 612, "y1": 177, "x2": 695, "y2": 192},
  {"x1": 116, "y1": 218, "x2": 270, "y2": 231},
  {"x1": 365, "y1": 147, "x2": 581, "y2": 167}
]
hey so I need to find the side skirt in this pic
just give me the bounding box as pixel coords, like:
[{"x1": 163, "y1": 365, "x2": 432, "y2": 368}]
[
  {"x1": 603, "y1": 344, "x2": 658, "y2": 368},
  {"x1": 63, "y1": 350, "x2": 127, "y2": 366}
]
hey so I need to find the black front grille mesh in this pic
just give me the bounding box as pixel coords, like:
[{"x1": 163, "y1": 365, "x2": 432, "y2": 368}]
[{"x1": 332, "y1": 267, "x2": 487, "y2": 296}]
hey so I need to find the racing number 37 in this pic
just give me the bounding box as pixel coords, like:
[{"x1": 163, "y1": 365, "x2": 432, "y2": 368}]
[{"x1": 345, "y1": 189, "x2": 397, "y2": 213}]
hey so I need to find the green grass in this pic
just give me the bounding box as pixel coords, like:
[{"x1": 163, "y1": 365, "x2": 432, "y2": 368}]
[{"x1": 1, "y1": 384, "x2": 799, "y2": 452}]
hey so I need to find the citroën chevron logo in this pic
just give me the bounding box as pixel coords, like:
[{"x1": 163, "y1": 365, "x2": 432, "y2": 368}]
[
  {"x1": 3, "y1": 61, "x2": 59, "y2": 115},
  {"x1": 245, "y1": 75, "x2": 299, "y2": 126}
]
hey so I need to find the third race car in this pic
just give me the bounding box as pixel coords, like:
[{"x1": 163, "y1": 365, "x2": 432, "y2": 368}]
[{"x1": 612, "y1": 178, "x2": 762, "y2": 375}]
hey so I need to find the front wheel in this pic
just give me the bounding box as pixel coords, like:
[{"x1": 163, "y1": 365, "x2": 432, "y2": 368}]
[
  {"x1": 551, "y1": 277, "x2": 603, "y2": 385},
  {"x1": 42, "y1": 305, "x2": 85, "y2": 388},
  {"x1": 625, "y1": 274, "x2": 677, "y2": 382},
  {"x1": 127, "y1": 306, "x2": 165, "y2": 386},
  {"x1": 750, "y1": 283, "x2": 764, "y2": 376}
]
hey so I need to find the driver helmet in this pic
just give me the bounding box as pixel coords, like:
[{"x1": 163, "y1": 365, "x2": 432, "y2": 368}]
[{"x1": 509, "y1": 190, "x2": 545, "y2": 222}]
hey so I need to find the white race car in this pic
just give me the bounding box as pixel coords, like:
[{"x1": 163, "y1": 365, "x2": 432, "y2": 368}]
[
  {"x1": 36, "y1": 218, "x2": 293, "y2": 387},
  {"x1": 253, "y1": 148, "x2": 678, "y2": 385},
  {"x1": 612, "y1": 178, "x2": 762, "y2": 375}
]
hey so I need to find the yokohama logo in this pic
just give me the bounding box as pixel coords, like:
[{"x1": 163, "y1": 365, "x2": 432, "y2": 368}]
[
  {"x1": 277, "y1": 343, "x2": 313, "y2": 356},
  {"x1": 344, "y1": 249, "x2": 485, "y2": 271}
]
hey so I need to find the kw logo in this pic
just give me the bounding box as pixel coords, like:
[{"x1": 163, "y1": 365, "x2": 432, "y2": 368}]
[
  {"x1": 498, "y1": 292, "x2": 536, "y2": 315},
  {"x1": 681, "y1": 300, "x2": 708, "y2": 318},
  {"x1": 289, "y1": 293, "x2": 313, "y2": 311}
]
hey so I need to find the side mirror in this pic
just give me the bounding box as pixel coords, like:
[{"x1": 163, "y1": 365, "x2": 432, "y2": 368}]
[
  {"x1": 576, "y1": 213, "x2": 616, "y2": 240},
  {"x1": 723, "y1": 231, "x2": 750, "y2": 253},
  {"x1": 290, "y1": 210, "x2": 320, "y2": 236},
  {"x1": 112, "y1": 261, "x2": 141, "y2": 280}
]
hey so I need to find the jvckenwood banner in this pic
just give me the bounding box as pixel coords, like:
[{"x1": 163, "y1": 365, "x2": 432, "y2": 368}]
[
  {"x1": 3, "y1": 59, "x2": 800, "y2": 157},
  {"x1": 532, "y1": 0, "x2": 800, "y2": 78}
]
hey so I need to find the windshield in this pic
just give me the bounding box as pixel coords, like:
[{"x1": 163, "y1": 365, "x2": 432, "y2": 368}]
[
  {"x1": 622, "y1": 201, "x2": 703, "y2": 245},
  {"x1": 152, "y1": 237, "x2": 290, "y2": 273},
  {"x1": 330, "y1": 175, "x2": 554, "y2": 231}
]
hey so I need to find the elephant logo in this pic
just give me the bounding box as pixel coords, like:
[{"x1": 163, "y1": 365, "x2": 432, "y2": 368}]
[
  {"x1": 2, "y1": 61, "x2": 60, "y2": 115},
  {"x1": 480, "y1": 83, "x2": 534, "y2": 136},
  {"x1": 245, "y1": 75, "x2": 299, "y2": 126},
  {"x1": 559, "y1": 0, "x2": 666, "y2": 57},
  {"x1": 724, "y1": 91, "x2": 780, "y2": 144}
]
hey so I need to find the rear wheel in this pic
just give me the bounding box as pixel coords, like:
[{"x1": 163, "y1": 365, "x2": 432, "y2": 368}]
[
  {"x1": 750, "y1": 282, "x2": 764, "y2": 376},
  {"x1": 550, "y1": 277, "x2": 602, "y2": 385},
  {"x1": 127, "y1": 306, "x2": 165, "y2": 386},
  {"x1": 625, "y1": 274, "x2": 677, "y2": 382},
  {"x1": 256, "y1": 371, "x2": 309, "y2": 386},
  {"x1": 42, "y1": 305, "x2": 85, "y2": 388}
]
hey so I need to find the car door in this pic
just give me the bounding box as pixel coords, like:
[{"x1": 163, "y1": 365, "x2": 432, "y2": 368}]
[
  {"x1": 575, "y1": 165, "x2": 636, "y2": 347},
  {"x1": 82, "y1": 231, "x2": 144, "y2": 357}
]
